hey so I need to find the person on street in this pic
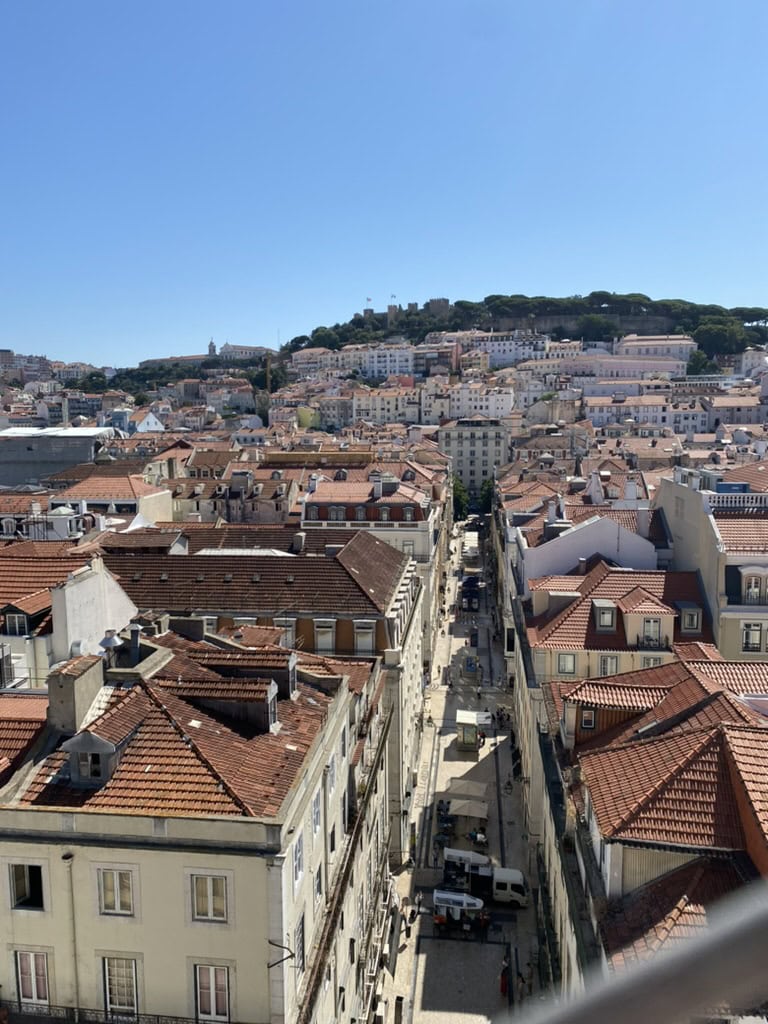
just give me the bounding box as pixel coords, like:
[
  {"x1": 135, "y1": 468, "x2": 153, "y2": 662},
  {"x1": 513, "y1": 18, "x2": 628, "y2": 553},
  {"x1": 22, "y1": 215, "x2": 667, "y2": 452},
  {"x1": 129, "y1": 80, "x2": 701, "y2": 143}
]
[
  {"x1": 499, "y1": 954, "x2": 510, "y2": 997},
  {"x1": 517, "y1": 972, "x2": 526, "y2": 1005},
  {"x1": 526, "y1": 961, "x2": 534, "y2": 996}
]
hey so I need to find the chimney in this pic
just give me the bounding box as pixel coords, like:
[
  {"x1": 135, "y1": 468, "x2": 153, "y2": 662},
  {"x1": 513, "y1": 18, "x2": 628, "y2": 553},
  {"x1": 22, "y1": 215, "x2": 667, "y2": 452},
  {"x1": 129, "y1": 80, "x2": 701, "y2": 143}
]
[
  {"x1": 291, "y1": 531, "x2": 306, "y2": 553},
  {"x1": 129, "y1": 623, "x2": 143, "y2": 667},
  {"x1": 578, "y1": 557, "x2": 587, "y2": 575},
  {"x1": 636, "y1": 508, "x2": 650, "y2": 539},
  {"x1": 47, "y1": 657, "x2": 106, "y2": 735},
  {"x1": 547, "y1": 501, "x2": 556, "y2": 524},
  {"x1": 307, "y1": 474, "x2": 318, "y2": 494}
]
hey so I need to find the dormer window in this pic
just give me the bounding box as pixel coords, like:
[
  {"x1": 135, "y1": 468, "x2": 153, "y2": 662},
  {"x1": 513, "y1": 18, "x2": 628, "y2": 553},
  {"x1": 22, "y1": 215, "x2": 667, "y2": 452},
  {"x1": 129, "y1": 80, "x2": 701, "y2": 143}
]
[
  {"x1": 380, "y1": 507, "x2": 390, "y2": 522},
  {"x1": 78, "y1": 752, "x2": 103, "y2": 780},
  {"x1": 593, "y1": 600, "x2": 616, "y2": 632},
  {"x1": 404, "y1": 506, "x2": 414, "y2": 522},
  {"x1": 4, "y1": 613, "x2": 28, "y2": 637},
  {"x1": 678, "y1": 603, "x2": 702, "y2": 634},
  {"x1": 355, "y1": 506, "x2": 365, "y2": 521},
  {"x1": 308, "y1": 505, "x2": 319, "y2": 521}
]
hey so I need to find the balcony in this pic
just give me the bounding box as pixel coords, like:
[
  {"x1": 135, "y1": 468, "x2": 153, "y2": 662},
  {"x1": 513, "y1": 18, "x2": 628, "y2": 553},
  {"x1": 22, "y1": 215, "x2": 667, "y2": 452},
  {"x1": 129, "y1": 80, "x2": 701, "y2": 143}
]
[
  {"x1": 0, "y1": 1004, "x2": 219, "y2": 1024},
  {"x1": 635, "y1": 633, "x2": 670, "y2": 651}
]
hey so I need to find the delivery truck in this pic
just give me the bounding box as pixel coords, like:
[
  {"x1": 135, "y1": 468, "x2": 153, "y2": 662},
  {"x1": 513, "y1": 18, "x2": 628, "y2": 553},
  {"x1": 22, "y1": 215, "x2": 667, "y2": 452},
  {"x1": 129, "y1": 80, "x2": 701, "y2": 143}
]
[{"x1": 442, "y1": 847, "x2": 529, "y2": 907}]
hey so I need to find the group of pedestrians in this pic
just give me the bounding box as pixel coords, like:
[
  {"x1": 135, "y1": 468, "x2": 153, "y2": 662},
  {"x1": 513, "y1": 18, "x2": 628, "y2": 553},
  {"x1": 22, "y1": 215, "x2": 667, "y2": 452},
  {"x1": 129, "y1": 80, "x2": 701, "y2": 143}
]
[{"x1": 500, "y1": 954, "x2": 535, "y2": 1004}]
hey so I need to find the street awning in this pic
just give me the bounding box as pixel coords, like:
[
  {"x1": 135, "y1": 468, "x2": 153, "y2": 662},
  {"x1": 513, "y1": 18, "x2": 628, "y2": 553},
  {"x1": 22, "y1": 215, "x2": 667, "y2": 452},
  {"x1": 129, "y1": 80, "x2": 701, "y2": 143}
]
[
  {"x1": 446, "y1": 777, "x2": 488, "y2": 799},
  {"x1": 448, "y1": 798, "x2": 488, "y2": 820}
]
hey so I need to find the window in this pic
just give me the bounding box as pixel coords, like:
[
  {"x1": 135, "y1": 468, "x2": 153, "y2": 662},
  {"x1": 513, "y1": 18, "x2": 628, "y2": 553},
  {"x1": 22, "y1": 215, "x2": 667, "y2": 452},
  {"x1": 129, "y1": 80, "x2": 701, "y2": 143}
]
[
  {"x1": 380, "y1": 507, "x2": 390, "y2": 522},
  {"x1": 745, "y1": 576, "x2": 762, "y2": 604},
  {"x1": 268, "y1": 695, "x2": 277, "y2": 729},
  {"x1": 595, "y1": 604, "x2": 615, "y2": 630},
  {"x1": 341, "y1": 793, "x2": 348, "y2": 833},
  {"x1": 10, "y1": 865, "x2": 43, "y2": 910},
  {"x1": 329, "y1": 826, "x2": 336, "y2": 855},
  {"x1": 295, "y1": 913, "x2": 306, "y2": 975},
  {"x1": 314, "y1": 619, "x2": 335, "y2": 654},
  {"x1": 16, "y1": 952, "x2": 48, "y2": 1005},
  {"x1": 642, "y1": 656, "x2": 663, "y2": 668},
  {"x1": 354, "y1": 620, "x2": 375, "y2": 656},
  {"x1": 557, "y1": 653, "x2": 576, "y2": 675},
  {"x1": 599, "y1": 655, "x2": 619, "y2": 676},
  {"x1": 293, "y1": 832, "x2": 304, "y2": 888},
  {"x1": 340, "y1": 727, "x2": 347, "y2": 760},
  {"x1": 99, "y1": 868, "x2": 133, "y2": 915},
  {"x1": 308, "y1": 506, "x2": 319, "y2": 521},
  {"x1": 581, "y1": 709, "x2": 595, "y2": 729},
  {"x1": 642, "y1": 618, "x2": 661, "y2": 646},
  {"x1": 78, "y1": 752, "x2": 103, "y2": 780},
  {"x1": 403, "y1": 506, "x2": 414, "y2": 522},
  {"x1": 742, "y1": 622, "x2": 762, "y2": 653},
  {"x1": 682, "y1": 610, "x2": 700, "y2": 632},
  {"x1": 196, "y1": 965, "x2": 229, "y2": 1022},
  {"x1": 103, "y1": 957, "x2": 137, "y2": 1017},
  {"x1": 191, "y1": 875, "x2": 227, "y2": 922},
  {"x1": 355, "y1": 506, "x2": 366, "y2": 521},
  {"x1": 4, "y1": 613, "x2": 28, "y2": 636},
  {"x1": 274, "y1": 617, "x2": 296, "y2": 648},
  {"x1": 314, "y1": 867, "x2": 323, "y2": 905},
  {"x1": 312, "y1": 791, "x2": 321, "y2": 835},
  {"x1": 402, "y1": 541, "x2": 414, "y2": 557}
]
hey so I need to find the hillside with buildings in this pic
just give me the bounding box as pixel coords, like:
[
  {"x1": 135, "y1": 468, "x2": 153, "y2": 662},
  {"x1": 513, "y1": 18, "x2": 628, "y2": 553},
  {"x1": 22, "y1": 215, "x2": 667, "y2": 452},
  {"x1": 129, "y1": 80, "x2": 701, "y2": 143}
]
[{"x1": 0, "y1": 309, "x2": 766, "y2": 1022}]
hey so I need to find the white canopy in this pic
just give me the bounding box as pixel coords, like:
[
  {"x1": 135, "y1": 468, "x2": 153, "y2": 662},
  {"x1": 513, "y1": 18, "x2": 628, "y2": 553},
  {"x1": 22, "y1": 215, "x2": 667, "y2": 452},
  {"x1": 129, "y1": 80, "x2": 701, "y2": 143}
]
[{"x1": 448, "y1": 798, "x2": 488, "y2": 820}]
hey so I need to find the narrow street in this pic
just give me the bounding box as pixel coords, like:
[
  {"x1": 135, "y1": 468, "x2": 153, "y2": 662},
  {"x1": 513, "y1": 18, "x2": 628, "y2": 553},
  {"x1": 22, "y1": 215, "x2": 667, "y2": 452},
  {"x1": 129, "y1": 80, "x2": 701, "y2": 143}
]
[{"x1": 380, "y1": 523, "x2": 542, "y2": 1022}]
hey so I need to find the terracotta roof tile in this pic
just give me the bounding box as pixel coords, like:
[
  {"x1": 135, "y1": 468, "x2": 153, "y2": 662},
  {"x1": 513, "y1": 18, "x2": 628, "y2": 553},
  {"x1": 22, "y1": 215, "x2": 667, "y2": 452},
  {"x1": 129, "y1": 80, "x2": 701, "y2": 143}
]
[
  {"x1": 20, "y1": 678, "x2": 334, "y2": 820},
  {"x1": 601, "y1": 859, "x2": 748, "y2": 969},
  {"x1": 580, "y1": 726, "x2": 748, "y2": 848},
  {"x1": 54, "y1": 475, "x2": 168, "y2": 500},
  {"x1": 527, "y1": 561, "x2": 710, "y2": 651}
]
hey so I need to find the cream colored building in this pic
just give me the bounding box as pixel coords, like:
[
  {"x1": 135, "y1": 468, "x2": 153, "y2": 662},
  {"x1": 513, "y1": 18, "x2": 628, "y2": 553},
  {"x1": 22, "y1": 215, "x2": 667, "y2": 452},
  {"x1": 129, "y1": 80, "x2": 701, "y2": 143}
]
[
  {"x1": 0, "y1": 643, "x2": 395, "y2": 1024},
  {"x1": 656, "y1": 465, "x2": 768, "y2": 660}
]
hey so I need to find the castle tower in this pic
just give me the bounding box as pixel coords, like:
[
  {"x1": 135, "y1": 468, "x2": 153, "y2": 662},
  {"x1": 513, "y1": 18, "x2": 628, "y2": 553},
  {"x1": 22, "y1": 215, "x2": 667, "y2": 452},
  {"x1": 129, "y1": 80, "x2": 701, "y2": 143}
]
[{"x1": 208, "y1": 338, "x2": 216, "y2": 356}]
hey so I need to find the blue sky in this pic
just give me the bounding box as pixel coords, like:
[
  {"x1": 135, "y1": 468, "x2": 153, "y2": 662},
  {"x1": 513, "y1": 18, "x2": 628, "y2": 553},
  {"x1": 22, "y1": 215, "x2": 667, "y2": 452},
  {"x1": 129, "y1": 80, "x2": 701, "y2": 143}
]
[{"x1": 2, "y1": 0, "x2": 767, "y2": 366}]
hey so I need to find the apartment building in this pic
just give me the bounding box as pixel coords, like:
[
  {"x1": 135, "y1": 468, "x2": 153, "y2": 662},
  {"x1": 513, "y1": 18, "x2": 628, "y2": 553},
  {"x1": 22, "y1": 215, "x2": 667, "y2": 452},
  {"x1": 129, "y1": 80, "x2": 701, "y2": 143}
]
[
  {"x1": 655, "y1": 464, "x2": 768, "y2": 661},
  {"x1": 351, "y1": 387, "x2": 421, "y2": 425},
  {"x1": 100, "y1": 531, "x2": 424, "y2": 863},
  {"x1": 0, "y1": 635, "x2": 395, "y2": 1024},
  {"x1": 447, "y1": 381, "x2": 515, "y2": 420},
  {"x1": 534, "y1": 657, "x2": 768, "y2": 994},
  {"x1": 300, "y1": 467, "x2": 450, "y2": 660},
  {"x1": 437, "y1": 417, "x2": 512, "y2": 497},
  {"x1": 614, "y1": 333, "x2": 697, "y2": 361}
]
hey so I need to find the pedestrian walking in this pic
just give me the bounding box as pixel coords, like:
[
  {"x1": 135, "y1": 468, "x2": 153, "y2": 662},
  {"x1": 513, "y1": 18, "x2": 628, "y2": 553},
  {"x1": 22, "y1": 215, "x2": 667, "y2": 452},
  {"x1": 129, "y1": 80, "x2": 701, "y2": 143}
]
[
  {"x1": 415, "y1": 890, "x2": 423, "y2": 914},
  {"x1": 516, "y1": 972, "x2": 526, "y2": 1005},
  {"x1": 526, "y1": 961, "x2": 534, "y2": 996},
  {"x1": 476, "y1": 686, "x2": 482, "y2": 701},
  {"x1": 432, "y1": 847, "x2": 440, "y2": 868},
  {"x1": 499, "y1": 954, "x2": 510, "y2": 997}
]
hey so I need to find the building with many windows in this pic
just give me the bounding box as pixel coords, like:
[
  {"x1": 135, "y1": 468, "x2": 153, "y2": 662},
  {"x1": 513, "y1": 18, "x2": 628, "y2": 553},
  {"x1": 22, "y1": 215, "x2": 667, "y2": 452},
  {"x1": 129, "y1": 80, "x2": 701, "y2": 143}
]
[
  {"x1": 437, "y1": 416, "x2": 513, "y2": 497},
  {"x1": 0, "y1": 634, "x2": 395, "y2": 1024}
]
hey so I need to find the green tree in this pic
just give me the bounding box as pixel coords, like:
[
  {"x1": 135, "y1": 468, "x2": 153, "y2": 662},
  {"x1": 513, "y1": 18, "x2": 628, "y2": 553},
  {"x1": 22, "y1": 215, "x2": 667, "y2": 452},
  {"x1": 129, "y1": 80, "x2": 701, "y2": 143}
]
[
  {"x1": 478, "y1": 478, "x2": 495, "y2": 514},
  {"x1": 693, "y1": 318, "x2": 748, "y2": 358},
  {"x1": 576, "y1": 314, "x2": 619, "y2": 341},
  {"x1": 687, "y1": 350, "x2": 720, "y2": 376},
  {"x1": 452, "y1": 475, "x2": 469, "y2": 520}
]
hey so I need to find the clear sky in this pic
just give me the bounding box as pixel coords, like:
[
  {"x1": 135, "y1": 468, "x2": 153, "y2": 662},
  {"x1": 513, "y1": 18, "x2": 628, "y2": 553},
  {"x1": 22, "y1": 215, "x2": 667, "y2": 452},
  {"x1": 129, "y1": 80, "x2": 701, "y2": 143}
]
[{"x1": 2, "y1": 0, "x2": 767, "y2": 366}]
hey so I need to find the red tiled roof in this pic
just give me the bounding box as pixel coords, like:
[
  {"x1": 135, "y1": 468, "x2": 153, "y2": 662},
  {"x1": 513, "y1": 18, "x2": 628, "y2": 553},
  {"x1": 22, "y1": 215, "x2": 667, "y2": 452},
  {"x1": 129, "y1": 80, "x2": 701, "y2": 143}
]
[
  {"x1": 601, "y1": 859, "x2": 748, "y2": 969},
  {"x1": 712, "y1": 511, "x2": 768, "y2": 553},
  {"x1": 580, "y1": 726, "x2": 750, "y2": 848},
  {"x1": 0, "y1": 556, "x2": 93, "y2": 610},
  {"x1": 527, "y1": 561, "x2": 710, "y2": 651},
  {"x1": 54, "y1": 476, "x2": 168, "y2": 500},
  {"x1": 21, "y1": 679, "x2": 333, "y2": 819}
]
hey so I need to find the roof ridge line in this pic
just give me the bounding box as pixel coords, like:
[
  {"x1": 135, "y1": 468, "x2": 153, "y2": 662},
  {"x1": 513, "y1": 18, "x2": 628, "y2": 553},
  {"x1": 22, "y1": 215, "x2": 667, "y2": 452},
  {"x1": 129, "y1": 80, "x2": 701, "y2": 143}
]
[{"x1": 143, "y1": 684, "x2": 252, "y2": 817}]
